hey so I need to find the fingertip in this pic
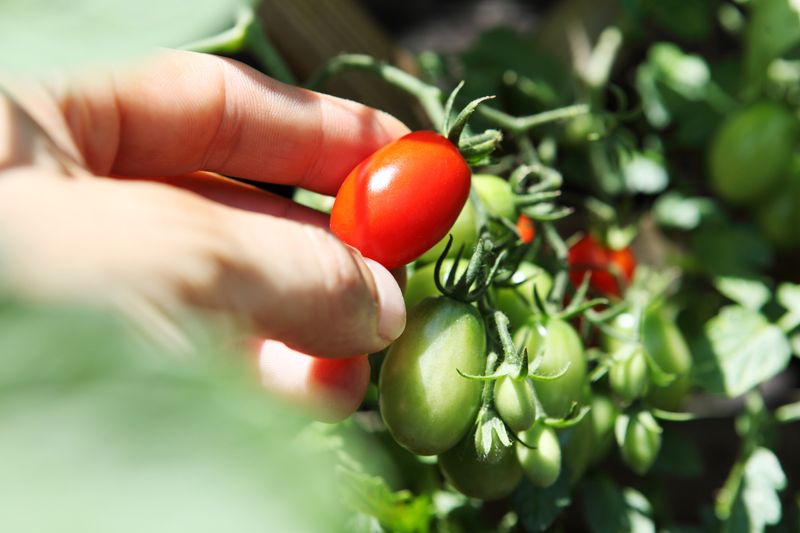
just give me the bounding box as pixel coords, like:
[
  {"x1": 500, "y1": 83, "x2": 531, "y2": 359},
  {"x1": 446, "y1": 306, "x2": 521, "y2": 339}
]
[{"x1": 363, "y1": 258, "x2": 406, "y2": 344}]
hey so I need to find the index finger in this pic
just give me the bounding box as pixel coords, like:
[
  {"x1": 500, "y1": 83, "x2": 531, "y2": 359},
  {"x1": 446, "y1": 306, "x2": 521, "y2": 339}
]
[{"x1": 66, "y1": 50, "x2": 410, "y2": 194}]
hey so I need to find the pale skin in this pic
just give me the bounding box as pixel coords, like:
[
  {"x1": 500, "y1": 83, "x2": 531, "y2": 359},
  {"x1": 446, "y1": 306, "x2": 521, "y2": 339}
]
[{"x1": 0, "y1": 50, "x2": 409, "y2": 419}]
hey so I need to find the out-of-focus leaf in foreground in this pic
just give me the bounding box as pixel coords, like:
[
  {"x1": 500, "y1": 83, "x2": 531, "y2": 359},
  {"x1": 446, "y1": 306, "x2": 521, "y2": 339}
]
[
  {"x1": 0, "y1": 0, "x2": 247, "y2": 71},
  {"x1": 0, "y1": 293, "x2": 348, "y2": 533}
]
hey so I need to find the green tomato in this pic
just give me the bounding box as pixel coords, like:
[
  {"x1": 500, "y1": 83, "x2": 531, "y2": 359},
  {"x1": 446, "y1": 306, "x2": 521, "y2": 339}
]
[
  {"x1": 609, "y1": 347, "x2": 649, "y2": 405},
  {"x1": 493, "y1": 262, "x2": 553, "y2": 332},
  {"x1": 708, "y1": 102, "x2": 798, "y2": 205},
  {"x1": 418, "y1": 196, "x2": 479, "y2": 263},
  {"x1": 620, "y1": 411, "x2": 662, "y2": 475},
  {"x1": 438, "y1": 431, "x2": 522, "y2": 500},
  {"x1": 494, "y1": 373, "x2": 537, "y2": 433},
  {"x1": 404, "y1": 260, "x2": 469, "y2": 310},
  {"x1": 516, "y1": 318, "x2": 586, "y2": 419},
  {"x1": 517, "y1": 422, "x2": 561, "y2": 488},
  {"x1": 473, "y1": 174, "x2": 516, "y2": 220},
  {"x1": 642, "y1": 305, "x2": 692, "y2": 410},
  {"x1": 755, "y1": 162, "x2": 800, "y2": 249},
  {"x1": 601, "y1": 312, "x2": 637, "y2": 354},
  {"x1": 380, "y1": 297, "x2": 485, "y2": 455},
  {"x1": 562, "y1": 393, "x2": 617, "y2": 483}
]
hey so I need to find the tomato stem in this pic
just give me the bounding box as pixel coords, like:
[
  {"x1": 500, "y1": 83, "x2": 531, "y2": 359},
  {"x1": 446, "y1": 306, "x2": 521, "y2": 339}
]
[
  {"x1": 305, "y1": 53, "x2": 446, "y2": 129},
  {"x1": 479, "y1": 103, "x2": 591, "y2": 134}
]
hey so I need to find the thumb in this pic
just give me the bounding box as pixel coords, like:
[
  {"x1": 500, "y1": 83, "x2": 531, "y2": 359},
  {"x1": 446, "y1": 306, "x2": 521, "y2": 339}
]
[{"x1": 223, "y1": 209, "x2": 406, "y2": 357}]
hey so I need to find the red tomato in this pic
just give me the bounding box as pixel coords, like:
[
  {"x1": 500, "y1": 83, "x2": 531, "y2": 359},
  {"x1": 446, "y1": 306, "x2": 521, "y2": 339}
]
[
  {"x1": 567, "y1": 235, "x2": 635, "y2": 297},
  {"x1": 516, "y1": 214, "x2": 536, "y2": 243},
  {"x1": 330, "y1": 131, "x2": 471, "y2": 270},
  {"x1": 257, "y1": 340, "x2": 370, "y2": 423}
]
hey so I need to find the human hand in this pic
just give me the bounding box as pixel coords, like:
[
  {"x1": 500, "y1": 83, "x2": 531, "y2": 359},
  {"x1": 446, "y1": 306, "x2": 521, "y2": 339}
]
[{"x1": 0, "y1": 50, "x2": 408, "y2": 418}]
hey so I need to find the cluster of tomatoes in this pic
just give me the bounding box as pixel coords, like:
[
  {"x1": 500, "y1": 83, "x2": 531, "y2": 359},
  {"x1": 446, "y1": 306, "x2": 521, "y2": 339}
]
[{"x1": 288, "y1": 127, "x2": 694, "y2": 499}]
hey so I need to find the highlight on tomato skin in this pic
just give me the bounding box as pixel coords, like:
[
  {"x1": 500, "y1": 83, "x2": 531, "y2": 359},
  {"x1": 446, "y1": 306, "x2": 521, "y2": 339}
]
[
  {"x1": 330, "y1": 130, "x2": 472, "y2": 270},
  {"x1": 567, "y1": 235, "x2": 636, "y2": 297},
  {"x1": 257, "y1": 339, "x2": 370, "y2": 423}
]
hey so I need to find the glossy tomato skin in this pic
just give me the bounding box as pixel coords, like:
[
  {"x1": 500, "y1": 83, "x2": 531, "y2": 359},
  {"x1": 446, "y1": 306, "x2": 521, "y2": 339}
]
[
  {"x1": 438, "y1": 431, "x2": 523, "y2": 500},
  {"x1": 515, "y1": 318, "x2": 586, "y2": 419},
  {"x1": 379, "y1": 296, "x2": 485, "y2": 455},
  {"x1": 494, "y1": 372, "x2": 537, "y2": 433},
  {"x1": 418, "y1": 196, "x2": 479, "y2": 263},
  {"x1": 620, "y1": 411, "x2": 662, "y2": 475},
  {"x1": 568, "y1": 235, "x2": 635, "y2": 297},
  {"x1": 641, "y1": 305, "x2": 693, "y2": 411},
  {"x1": 330, "y1": 131, "x2": 471, "y2": 270},
  {"x1": 473, "y1": 174, "x2": 516, "y2": 220},
  {"x1": 516, "y1": 422, "x2": 562, "y2": 488},
  {"x1": 516, "y1": 214, "x2": 536, "y2": 243}
]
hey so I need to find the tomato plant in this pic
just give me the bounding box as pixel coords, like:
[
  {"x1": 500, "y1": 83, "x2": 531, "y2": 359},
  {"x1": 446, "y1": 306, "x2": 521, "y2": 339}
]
[
  {"x1": 418, "y1": 196, "x2": 478, "y2": 263},
  {"x1": 493, "y1": 262, "x2": 553, "y2": 331},
  {"x1": 568, "y1": 235, "x2": 636, "y2": 297},
  {"x1": 494, "y1": 373, "x2": 537, "y2": 432},
  {"x1": 379, "y1": 296, "x2": 485, "y2": 455},
  {"x1": 330, "y1": 130, "x2": 472, "y2": 270}
]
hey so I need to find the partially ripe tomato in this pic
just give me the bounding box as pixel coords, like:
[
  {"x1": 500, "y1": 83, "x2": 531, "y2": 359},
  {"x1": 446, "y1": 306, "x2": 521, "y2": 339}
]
[
  {"x1": 257, "y1": 340, "x2": 370, "y2": 423},
  {"x1": 330, "y1": 131, "x2": 471, "y2": 270},
  {"x1": 568, "y1": 235, "x2": 635, "y2": 297}
]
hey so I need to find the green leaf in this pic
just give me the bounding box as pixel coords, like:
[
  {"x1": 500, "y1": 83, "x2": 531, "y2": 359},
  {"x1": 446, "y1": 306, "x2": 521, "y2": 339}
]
[
  {"x1": 777, "y1": 283, "x2": 800, "y2": 315},
  {"x1": 338, "y1": 468, "x2": 433, "y2": 533},
  {"x1": 691, "y1": 224, "x2": 772, "y2": 278},
  {"x1": 744, "y1": 0, "x2": 800, "y2": 92},
  {"x1": 653, "y1": 192, "x2": 722, "y2": 230},
  {"x1": 581, "y1": 477, "x2": 655, "y2": 533},
  {"x1": 622, "y1": 152, "x2": 669, "y2": 194},
  {"x1": 649, "y1": 43, "x2": 711, "y2": 100},
  {"x1": 696, "y1": 306, "x2": 791, "y2": 397},
  {"x1": 0, "y1": 296, "x2": 352, "y2": 533},
  {"x1": 723, "y1": 448, "x2": 787, "y2": 533},
  {"x1": 0, "y1": 0, "x2": 246, "y2": 71},
  {"x1": 511, "y1": 470, "x2": 571, "y2": 532},
  {"x1": 713, "y1": 276, "x2": 772, "y2": 311}
]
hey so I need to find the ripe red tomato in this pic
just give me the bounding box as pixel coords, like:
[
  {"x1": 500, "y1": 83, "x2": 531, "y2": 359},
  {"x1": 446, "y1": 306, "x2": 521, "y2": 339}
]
[
  {"x1": 330, "y1": 131, "x2": 471, "y2": 270},
  {"x1": 516, "y1": 214, "x2": 536, "y2": 243},
  {"x1": 567, "y1": 235, "x2": 635, "y2": 297}
]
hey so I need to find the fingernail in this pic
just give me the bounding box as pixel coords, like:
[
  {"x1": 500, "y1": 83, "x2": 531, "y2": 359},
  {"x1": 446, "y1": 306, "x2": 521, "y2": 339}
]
[{"x1": 364, "y1": 258, "x2": 406, "y2": 342}]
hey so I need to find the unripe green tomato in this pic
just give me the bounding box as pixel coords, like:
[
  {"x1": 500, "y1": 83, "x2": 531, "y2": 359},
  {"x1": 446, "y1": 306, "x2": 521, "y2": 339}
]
[
  {"x1": 641, "y1": 305, "x2": 692, "y2": 410},
  {"x1": 601, "y1": 312, "x2": 637, "y2": 354},
  {"x1": 755, "y1": 164, "x2": 800, "y2": 249},
  {"x1": 418, "y1": 197, "x2": 479, "y2": 263},
  {"x1": 609, "y1": 348, "x2": 649, "y2": 404},
  {"x1": 646, "y1": 373, "x2": 691, "y2": 412},
  {"x1": 380, "y1": 297, "x2": 485, "y2": 455},
  {"x1": 438, "y1": 431, "x2": 523, "y2": 500},
  {"x1": 493, "y1": 263, "x2": 554, "y2": 332},
  {"x1": 517, "y1": 422, "x2": 561, "y2": 487},
  {"x1": 620, "y1": 411, "x2": 662, "y2": 475},
  {"x1": 562, "y1": 393, "x2": 617, "y2": 482},
  {"x1": 494, "y1": 373, "x2": 537, "y2": 433},
  {"x1": 642, "y1": 306, "x2": 691, "y2": 375},
  {"x1": 473, "y1": 174, "x2": 516, "y2": 220},
  {"x1": 404, "y1": 259, "x2": 469, "y2": 310},
  {"x1": 708, "y1": 102, "x2": 798, "y2": 205},
  {"x1": 516, "y1": 319, "x2": 586, "y2": 419}
]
